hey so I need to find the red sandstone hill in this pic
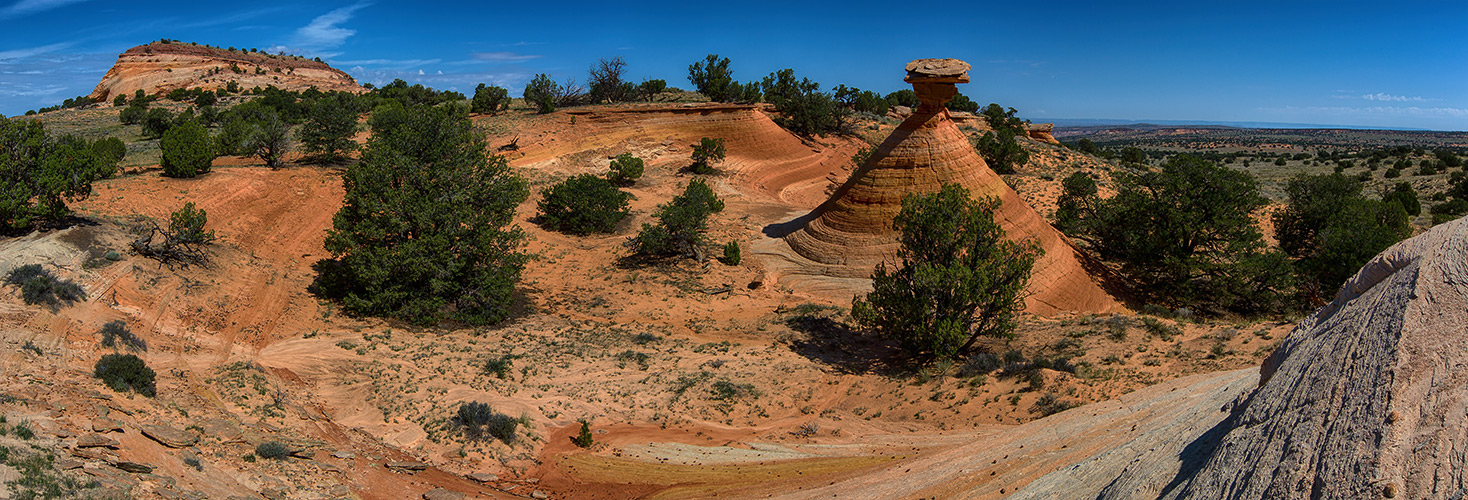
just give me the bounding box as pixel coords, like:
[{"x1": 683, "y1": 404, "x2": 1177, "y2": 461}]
[{"x1": 89, "y1": 41, "x2": 362, "y2": 102}]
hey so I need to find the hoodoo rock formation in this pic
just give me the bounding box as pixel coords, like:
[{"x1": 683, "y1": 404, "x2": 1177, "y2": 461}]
[
  {"x1": 89, "y1": 42, "x2": 362, "y2": 102},
  {"x1": 780, "y1": 59, "x2": 1116, "y2": 314}
]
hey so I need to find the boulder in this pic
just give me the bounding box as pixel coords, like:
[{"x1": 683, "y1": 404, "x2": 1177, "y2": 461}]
[
  {"x1": 140, "y1": 424, "x2": 200, "y2": 448},
  {"x1": 75, "y1": 433, "x2": 120, "y2": 449},
  {"x1": 114, "y1": 461, "x2": 155, "y2": 474},
  {"x1": 423, "y1": 488, "x2": 465, "y2": 500},
  {"x1": 386, "y1": 460, "x2": 427, "y2": 472}
]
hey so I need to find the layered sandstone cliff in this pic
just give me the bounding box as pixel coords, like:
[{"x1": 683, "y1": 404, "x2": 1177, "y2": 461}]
[{"x1": 89, "y1": 42, "x2": 362, "y2": 102}]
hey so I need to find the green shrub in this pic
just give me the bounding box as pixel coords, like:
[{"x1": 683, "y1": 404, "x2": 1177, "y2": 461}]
[
  {"x1": 947, "y1": 93, "x2": 979, "y2": 113},
  {"x1": 1031, "y1": 393, "x2": 1079, "y2": 417},
  {"x1": 761, "y1": 68, "x2": 845, "y2": 136},
  {"x1": 687, "y1": 54, "x2": 745, "y2": 103},
  {"x1": 1276, "y1": 173, "x2": 1411, "y2": 295},
  {"x1": 885, "y1": 89, "x2": 918, "y2": 108},
  {"x1": 537, "y1": 174, "x2": 631, "y2": 236},
  {"x1": 142, "y1": 108, "x2": 174, "y2": 138},
  {"x1": 255, "y1": 441, "x2": 290, "y2": 460},
  {"x1": 689, "y1": 137, "x2": 726, "y2": 174},
  {"x1": 94, "y1": 353, "x2": 156, "y2": 397},
  {"x1": 607, "y1": 153, "x2": 644, "y2": 186},
  {"x1": 631, "y1": 179, "x2": 724, "y2": 259},
  {"x1": 571, "y1": 420, "x2": 594, "y2": 448},
  {"x1": 90, "y1": 137, "x2": 126, "y2": 176},
  {"x1": 1, "y1": 117, "x2": 112, "y2": 229},
  {"x1": 720, "y1": 240, "x2": 741, "y2": 265},
  {"x1": 851, "y1": 184, "x2": 1039, "y2": 360},
  {"x1": 160, "y1": 120, "x2": 214, "y2": 178},
  {"x1": 973, "y1": 129, "x2": 1029, "y2": 175},
  {"x1": 320, "y1": 102, "x2": 529, "y2": 326},
  {"x1": 483, "y1": 355, "x2": 514, "y2": 379},
  {"x1": 119, "y1": 104, "x2": 146, "y2": 125},
  {"x1": 99, "y1": 320, "x2": 147, "y2": 351},
  {"x1": 1064, "y1": 155, "x2": 1294, "y2": 314},
  {"x1": 471, "y1": 84, "x2": 510, "y2": 114},
  {"x1": 455, "y1": 402, "x2": 519, "y2": 443},
  {"x1": 6, "y1": 264, "x2": 85, "y2": 307},
  {"x1": 298, "y1": 92, "x2": 359, "y2": 163},
  {"x1": 1383, "y1": 182, "x2": 1421, "y2": 216}
]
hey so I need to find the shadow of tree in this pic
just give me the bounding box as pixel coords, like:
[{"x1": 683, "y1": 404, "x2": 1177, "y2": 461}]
[{"x1": 780, "y1": 310, "x2": 905, "y2": 375}]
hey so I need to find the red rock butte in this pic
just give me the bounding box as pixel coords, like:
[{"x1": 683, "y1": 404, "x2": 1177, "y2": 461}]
[
  {"x1": 783, "y1": 58, "x2": 1117, "y2": 315},
  {"x1": 89, "y1": 41, "x2": 363, "y2": 102}
]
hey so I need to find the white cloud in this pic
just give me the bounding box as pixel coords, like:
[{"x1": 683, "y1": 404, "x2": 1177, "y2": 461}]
[
  {"x1": 1361, "y1": 92, "x2": 1428, "y2": 102},
  {"x1": 1274, "y1": 105, "x2": 1468, "y2": 120},
  {"x1": 0, "y1": 0, "x2": 88, "y2": 20},
  {"x1": 334, "y1": 58, "x2": 440, "y2": 69},
  {"x1": 290, "y1": 2, "x2": 370, "y2": 53},
  {"x1": 471, "y1": 51, "x2": 542, "y2": 63},
  {"x1": 417, "y1": 69, "x2": 425, "y2": 75},
  {"x1": 0, "y1": 42, "x2": 72, "y2": 61}
]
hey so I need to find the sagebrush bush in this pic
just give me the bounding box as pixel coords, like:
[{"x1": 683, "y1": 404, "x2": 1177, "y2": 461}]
[
  {"x1": 6, "y1": 264, "x2": 85, "y2": 307},
  {"x1": 537, "y1": 174, "x2": 632, "y2": 236},
  {"x1": 455, "y1": 402, "x2": 520, "y2": 443},
  {"x1": 255, "y1": 441, "x2": 290, "y2": 460},
  {"x1": 94, "y1": 353, "x2": 156, "y2": 397}
]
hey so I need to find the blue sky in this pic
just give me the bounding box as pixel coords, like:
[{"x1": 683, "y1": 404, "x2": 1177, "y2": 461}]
[{"x1": 2, "y1": 0, "x2": 1465, "y2": 130}]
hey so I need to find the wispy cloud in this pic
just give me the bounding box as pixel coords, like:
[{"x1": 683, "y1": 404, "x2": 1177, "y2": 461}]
[
  {"x1": 472, "y1": 51, "x2": 542, "y2": 63},
  {"x1": 284, "y1": 2, "x2": 370, "y2": 55},
  {"x1": 1361, "y1": 92, "x2": 1428, "y2": 102},
  {"x1": 337, "y1": 58, "x2": 441, "y2": 70},
  {"x1": 0, "y1": 42, "x2": 72, "y2": 62},
  {"x1": 1276, "y1": 105, "x2": 1468, "y2": 118},
  {"x1": 0, "y1": 0, "x2": 88, "y2": 20}
]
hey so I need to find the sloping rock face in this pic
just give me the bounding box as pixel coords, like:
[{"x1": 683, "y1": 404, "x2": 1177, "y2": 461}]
[
  {"x1": 1160, "y1": 216, "x2": 1468, "y2": 500},
  {"x1": 89, "y1": 42, "x2": 362, "y2": 102},
  {"x1": 781, "y1": 59, "x2": 1116, "y2": 315}
]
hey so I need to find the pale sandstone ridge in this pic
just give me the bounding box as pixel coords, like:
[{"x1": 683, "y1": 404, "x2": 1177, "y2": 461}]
[
  {"x1": 89, "y1": 41, "x2": 362, "y2": 102},
  {"x1": 1009, "y1": 216, "x2": 1468, "y2": 500},
  {"x1": 781, "y1": 58, "x2": 1118, "y2": 315},
  {"x1": 1159, "y1": 215, "x2": 1468, "y2": 500}
]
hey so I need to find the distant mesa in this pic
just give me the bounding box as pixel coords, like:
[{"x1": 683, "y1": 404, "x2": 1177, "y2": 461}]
[
  {"x1": 89, "y1": 41, "x2": 363, "y2": 102},
  {"x1": 780, "y1": 58, "x2": 1117, "y2": 315}
]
